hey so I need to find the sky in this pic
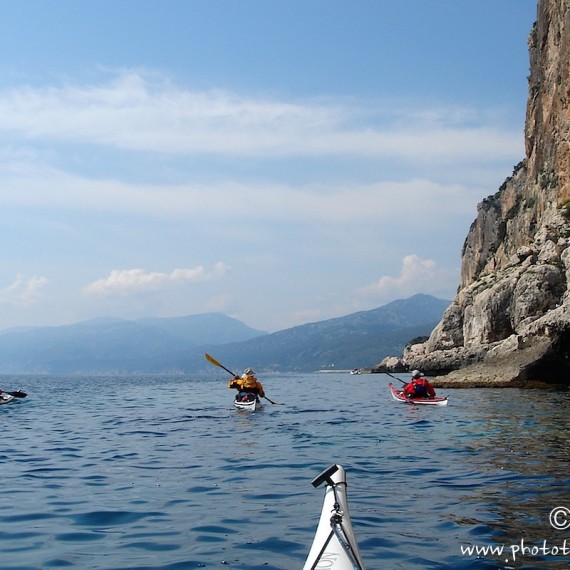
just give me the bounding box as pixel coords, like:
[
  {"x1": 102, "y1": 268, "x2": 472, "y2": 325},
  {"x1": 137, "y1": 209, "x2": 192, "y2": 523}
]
[{"x1": 0, "y1": 0, "x2": 538, "y2": 333}]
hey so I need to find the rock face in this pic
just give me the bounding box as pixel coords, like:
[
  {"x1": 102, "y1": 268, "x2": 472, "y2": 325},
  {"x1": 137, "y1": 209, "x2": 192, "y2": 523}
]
[{"x1": 404, "y1": 0, "x2": 570, "y2": 385}]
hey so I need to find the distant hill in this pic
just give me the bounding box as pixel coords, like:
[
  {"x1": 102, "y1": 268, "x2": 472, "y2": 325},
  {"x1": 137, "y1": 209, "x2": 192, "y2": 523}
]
[
  {"x1": 185, "y1": 293, "x2": 450, "y2": 373},
  {"x1": 0, "y1": 313, "x2": 266, "y2": 374},
  {"x1": 134, "y1": 314, "x2": 267, "y2": 346},
  {"x1": 0, "y1": 294, "x2": 449, "y2": 374}
]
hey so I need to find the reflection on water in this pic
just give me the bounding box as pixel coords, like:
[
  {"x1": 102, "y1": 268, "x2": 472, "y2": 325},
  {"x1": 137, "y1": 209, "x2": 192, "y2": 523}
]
[
  {"x1": 0, "y1": 374, "x2": 569, "y2": 569},
  {"x1": 453, "y1": 389, "x2": 570, "y2": 568}
]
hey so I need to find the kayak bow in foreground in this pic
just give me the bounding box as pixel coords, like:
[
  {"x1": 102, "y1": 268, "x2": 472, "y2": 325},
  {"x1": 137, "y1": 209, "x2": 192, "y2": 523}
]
[
  {"x1": 388, "y1": 382, "x2": 448, "y2": 406},
  {"x1": 303, "y1": 464, "x2": 366, "y2": 570}
]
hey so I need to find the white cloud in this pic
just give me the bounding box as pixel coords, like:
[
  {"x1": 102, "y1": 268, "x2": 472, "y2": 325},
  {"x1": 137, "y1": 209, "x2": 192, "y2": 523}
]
[
  {"x1": 204, "y1": 294, "x2": 232, "y2": 313},
  {"x1": 0, "y1": 157, "x2": 484, "y2": 224},
  {"x1": 0, "y1": 71, "x2": 521, "y2": 332},
  {"x1": 0, "y1": 274, "x2": 48, "y2": 307},
  {"x1": 359, "y1": 254, "x2": 453, "y2": 300},
  {"x1": 0, "y1": 71, "x2": 522, "y2": 161},
  {"x1": 83, "y1": 262, "x2": 230, "y2": 296}
]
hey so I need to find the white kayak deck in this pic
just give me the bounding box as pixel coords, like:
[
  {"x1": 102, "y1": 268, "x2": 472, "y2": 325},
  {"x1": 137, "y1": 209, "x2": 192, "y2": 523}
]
[{"x1": 303, "y1": 464, "x2": 366, "y2": 570}]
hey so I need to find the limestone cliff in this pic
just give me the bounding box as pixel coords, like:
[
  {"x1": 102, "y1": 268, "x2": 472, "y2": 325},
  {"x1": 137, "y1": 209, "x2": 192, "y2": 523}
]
[{"x1": 404, "y1": 0, "x2": 570, "y2": 385}]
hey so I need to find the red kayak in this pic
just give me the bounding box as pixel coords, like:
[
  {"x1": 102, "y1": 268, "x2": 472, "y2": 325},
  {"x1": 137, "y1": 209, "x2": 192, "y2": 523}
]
[{"x1": 388, "y1": 383, "x2": 448, "y2": 406}]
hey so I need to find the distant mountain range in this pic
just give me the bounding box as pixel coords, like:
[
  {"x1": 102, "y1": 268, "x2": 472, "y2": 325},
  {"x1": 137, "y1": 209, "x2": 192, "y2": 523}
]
[
  {"x1": 0, "y1": 314, "x2": 265, "y2": 374},
  {"x1": 0, "y1": 294, "x2": 449, "y2": 374}
]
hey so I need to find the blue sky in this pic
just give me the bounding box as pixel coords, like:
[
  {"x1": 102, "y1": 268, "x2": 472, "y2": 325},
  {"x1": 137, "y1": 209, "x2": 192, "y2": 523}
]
[{"x1": 0, "y1": 0, "x2": 537, "y2": 332}]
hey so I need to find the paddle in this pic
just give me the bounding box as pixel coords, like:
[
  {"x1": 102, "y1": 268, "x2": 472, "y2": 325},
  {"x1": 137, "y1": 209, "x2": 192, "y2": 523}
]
[
  {"x1": 262, "y1": 395, "x2": 282, "y2": 405},
  {"x1": 385, "y1": 371, "x2": 441, "y2": 402},
  {"x1": 204, "y1": 353, "x2": 283, "y2": 405},
  {"x1": 5, "y1": 390, "x2": 27, "y2": 398},
  {"x1": 383, "y1": 371, "x2": 408, "y2": 385},
  {"x1": 204, "y1": 352, "x2": 237, "y2": 377}
]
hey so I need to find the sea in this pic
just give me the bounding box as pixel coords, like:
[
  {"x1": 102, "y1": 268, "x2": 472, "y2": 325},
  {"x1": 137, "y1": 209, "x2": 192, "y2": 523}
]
[{"x1": 1, "y1": 372, "x2": 570, "y2": 570}]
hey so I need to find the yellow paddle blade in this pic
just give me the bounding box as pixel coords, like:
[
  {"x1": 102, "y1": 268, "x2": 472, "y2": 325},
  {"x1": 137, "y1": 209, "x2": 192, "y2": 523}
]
[
  {"x1": 204, "y1": 353, "x2": 236, "y2": 377},
  {"x1": 204, "y1": 353, "x2": 222, "y2": 368}
]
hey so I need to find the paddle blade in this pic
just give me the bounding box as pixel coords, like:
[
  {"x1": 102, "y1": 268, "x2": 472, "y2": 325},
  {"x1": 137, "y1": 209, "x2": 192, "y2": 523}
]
[
  {"x1": 263, "y1": 396, "x2": 284, "y2": 405},
  {"x1": 7, "y1": 390, "x2": 27, "y2": 398},
  {"x1": 204, "y1": 353, "x2": 221, "y2": 368},
  {"x1": 204, "y1": 353, "x2": 236, "y2": 377}
]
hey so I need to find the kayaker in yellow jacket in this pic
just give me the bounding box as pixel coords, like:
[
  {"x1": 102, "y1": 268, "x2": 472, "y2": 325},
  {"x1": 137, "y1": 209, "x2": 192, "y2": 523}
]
[{"x1": 228, "y1": 368, "x2": 265, "y2": 401}]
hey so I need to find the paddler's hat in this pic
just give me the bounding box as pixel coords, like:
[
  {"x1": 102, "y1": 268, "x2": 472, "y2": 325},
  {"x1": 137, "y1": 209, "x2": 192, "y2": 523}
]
[
  {"x1": 411, "y1": 370, "x2": 422, "y2": 378},
  {"x1": 244, "y1": 368, "x2": 255, "y2": 376}
]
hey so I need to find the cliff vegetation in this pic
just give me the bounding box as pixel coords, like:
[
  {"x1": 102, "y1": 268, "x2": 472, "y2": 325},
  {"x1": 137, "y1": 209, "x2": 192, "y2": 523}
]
[{"x1": 403, "y1": 0, "x2": 570, "y2": 386}]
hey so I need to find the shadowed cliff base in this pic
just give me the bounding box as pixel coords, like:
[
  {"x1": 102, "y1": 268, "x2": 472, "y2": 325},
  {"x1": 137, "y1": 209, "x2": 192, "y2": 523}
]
[{"x1": 429, "y1": 333, "x2": 570, "y2": 388}]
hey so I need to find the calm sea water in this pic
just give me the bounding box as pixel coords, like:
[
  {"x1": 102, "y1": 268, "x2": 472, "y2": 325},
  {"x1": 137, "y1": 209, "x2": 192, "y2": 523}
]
[{"x1": 1, "y1": 372, "x2": 570, "y2": 570}]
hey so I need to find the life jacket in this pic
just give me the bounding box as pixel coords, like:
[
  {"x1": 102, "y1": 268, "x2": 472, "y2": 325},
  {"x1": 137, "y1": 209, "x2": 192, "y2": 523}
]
[
  {"x1": 411, "y1": 379, "x2": 428, "y2": 397},
  {"x1": 241, "y1": 374, "x2": 258, "y2": 391}
]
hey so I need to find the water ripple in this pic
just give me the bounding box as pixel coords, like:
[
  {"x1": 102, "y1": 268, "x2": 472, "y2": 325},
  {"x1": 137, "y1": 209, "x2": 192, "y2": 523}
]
[{"x1": 1, "y1": 375, "x2": 569, "y2": 569}]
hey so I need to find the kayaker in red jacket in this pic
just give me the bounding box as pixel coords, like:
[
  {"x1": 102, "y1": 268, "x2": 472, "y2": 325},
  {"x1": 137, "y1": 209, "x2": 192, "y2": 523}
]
[{"x1": 403, "y1": 370, "x2": 436, "y2": 399}]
